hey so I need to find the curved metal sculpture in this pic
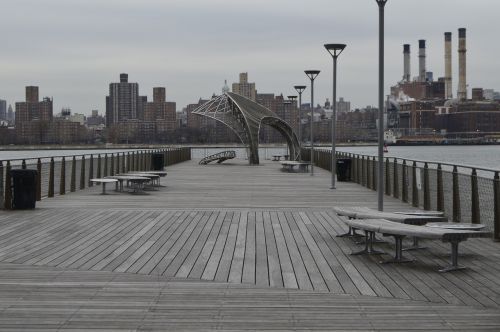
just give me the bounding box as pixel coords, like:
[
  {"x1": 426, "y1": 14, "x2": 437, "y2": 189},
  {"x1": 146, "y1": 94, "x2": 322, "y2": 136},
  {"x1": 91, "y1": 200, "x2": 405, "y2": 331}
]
[
  {"x1": 192, "y1": 92, "x2": 300, "y2": 165},
  {"x1": 199, "y1": 150, "x2": 236, "y2": 165}
]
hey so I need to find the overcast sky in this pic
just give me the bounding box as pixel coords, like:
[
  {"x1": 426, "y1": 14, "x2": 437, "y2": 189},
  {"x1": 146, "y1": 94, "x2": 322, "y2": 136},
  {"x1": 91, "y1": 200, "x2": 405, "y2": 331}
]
[{"x1": 1, "y1": 0, "x2": 498, "y2": 115}]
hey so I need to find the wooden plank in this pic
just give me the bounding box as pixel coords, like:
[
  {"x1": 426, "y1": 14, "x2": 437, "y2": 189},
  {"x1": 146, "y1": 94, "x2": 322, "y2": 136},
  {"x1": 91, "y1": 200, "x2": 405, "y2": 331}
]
[
  {"x1": 241, "y1": 211, "x2": 256, "y2": 284},
  {"x1": 263, "y1": 211, "x2": 283, "y2": 288},
  {"x1": 254, "y1": 211, "x2": 269, "y2": 287},
  {"x1": 228, "y1": 211, "x2": 248, "y2": 283},
  {"x1": 270, "y1": 211, "x2": 297, "y2": 289}
]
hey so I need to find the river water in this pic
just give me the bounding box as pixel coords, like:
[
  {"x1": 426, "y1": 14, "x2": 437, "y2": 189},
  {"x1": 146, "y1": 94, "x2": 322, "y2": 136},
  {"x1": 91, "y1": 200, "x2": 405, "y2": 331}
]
[{"x1": 1, "y1": 145, "x2": 499, "y2": 172}]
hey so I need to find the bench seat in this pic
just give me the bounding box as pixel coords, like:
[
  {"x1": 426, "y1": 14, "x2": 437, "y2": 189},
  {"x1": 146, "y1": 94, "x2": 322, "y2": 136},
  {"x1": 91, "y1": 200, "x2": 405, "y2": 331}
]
[{"x1": 343, "y1": 218, "x2": 491, "y2": 272}]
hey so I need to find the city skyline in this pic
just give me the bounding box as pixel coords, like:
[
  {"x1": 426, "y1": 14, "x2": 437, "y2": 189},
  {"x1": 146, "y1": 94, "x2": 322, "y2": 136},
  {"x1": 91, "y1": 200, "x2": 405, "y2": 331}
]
[{"x1": 1, "y1": 0, "x2": 499, "y2": 115}]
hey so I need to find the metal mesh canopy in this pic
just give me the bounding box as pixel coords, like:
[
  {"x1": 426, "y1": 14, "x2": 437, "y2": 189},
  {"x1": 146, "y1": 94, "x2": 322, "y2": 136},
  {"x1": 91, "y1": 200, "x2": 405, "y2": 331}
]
[{"x1": 192, "y1": 92, "x2": 300, "y2": 164}]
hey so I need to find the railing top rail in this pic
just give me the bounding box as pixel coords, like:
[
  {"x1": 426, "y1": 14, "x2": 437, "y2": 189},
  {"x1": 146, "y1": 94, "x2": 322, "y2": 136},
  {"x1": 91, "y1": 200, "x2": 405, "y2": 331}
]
[
  {"x1": 0, "y1": 147, "x2": 185, "y2": 163},
  {"x1": 317, "y1": 148, "x2": 500, "y2": 174}
]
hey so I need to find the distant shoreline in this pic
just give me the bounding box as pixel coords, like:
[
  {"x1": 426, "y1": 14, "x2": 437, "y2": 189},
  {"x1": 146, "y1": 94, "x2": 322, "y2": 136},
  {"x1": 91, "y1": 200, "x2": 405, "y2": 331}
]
[{"x1": 0, "y1": 142, "x2": 377, "y2": 151}]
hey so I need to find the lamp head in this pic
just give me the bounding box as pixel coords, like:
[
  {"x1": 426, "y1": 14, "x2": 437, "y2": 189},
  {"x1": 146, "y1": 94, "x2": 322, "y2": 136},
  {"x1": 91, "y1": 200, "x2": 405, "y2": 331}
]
[
  {"x1": 294, "y1": 85, "x2": 307, "y2": 94},
  {"x1": 287, "y1": 95, "x2": 297, "y2": 100},
  {"x1": 304, "y1": 70, "x2": 320, "y2": 80},
  {"x1": 324, "y1": 43, "x2": 347, "y2": 57},
  {"x1": 375, "y1": 0, "x2": 388, "y2": 6}
]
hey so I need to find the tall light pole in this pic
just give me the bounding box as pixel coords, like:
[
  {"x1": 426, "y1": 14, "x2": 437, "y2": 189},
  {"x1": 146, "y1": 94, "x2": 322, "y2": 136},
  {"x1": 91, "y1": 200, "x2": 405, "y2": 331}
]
[
  {"x1": 324, "y1": 43, "x2": 346, "y2": 190},
  {"x1": 304, "y1": 71, "x2": 320, "y2": 176},
  {"x1": 376, "y1": 0, "x2": 387, "y2": 211},
  {"x1": 287, "y1": 95, "x2": 298, "y2": 160},
  {"x1": 294, "y1": 85, "x2": 306, "y2": 161}
]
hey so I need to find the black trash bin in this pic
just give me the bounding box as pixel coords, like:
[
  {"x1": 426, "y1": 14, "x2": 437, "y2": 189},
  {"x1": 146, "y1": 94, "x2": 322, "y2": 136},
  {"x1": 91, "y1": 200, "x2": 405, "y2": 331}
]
[
  {"x1": 336, "y1": 158, "x2": 352, "y2": 181},
  {"x1": 10, "y1": 169, "x2": 38, "y2": 209},
  {"x1": 151, "y1": 153, "x2": 165, "y2": 171}
]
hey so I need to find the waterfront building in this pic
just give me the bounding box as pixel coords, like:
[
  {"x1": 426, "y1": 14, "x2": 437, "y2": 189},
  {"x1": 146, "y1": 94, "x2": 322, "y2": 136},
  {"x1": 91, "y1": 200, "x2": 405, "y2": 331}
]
[
  {"x1": 86, "y1": 110, "x2": 105, "y2": 128},
  {"x1": 105, "y1": 73, "x2": 146, "y2": 126},
  {"x1": 0, "y1": 99, "x2": 6, "y2": 120},
  {"x1": 232, "y1": 72, "x2": 256, "y2": 101},
  {"x1": 15, "y1": 86, "x2": 53, "y2": 143},
  {"x1": 7, "y1": 104, "x2": 14, "y2": 124},
  {"x1": 337, "y1": 97, "x2": 351, "y2": 113}
]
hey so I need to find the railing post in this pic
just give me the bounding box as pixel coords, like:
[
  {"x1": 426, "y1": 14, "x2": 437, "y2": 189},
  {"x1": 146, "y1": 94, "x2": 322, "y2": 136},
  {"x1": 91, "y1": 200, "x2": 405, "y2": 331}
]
[
  {"x1": 393, "y1": 158, "x2": 399, "y2": 199},
  {"x1": 97, "y1": 154, "x2": 102, "y2": 178},
  {"x1": 60, "y1": 157, "x2": 66, "y2": 195},
  {"x1": 110, "y1": 153, "x2": 115, "y2": 176},
  {"x1": 402, "y1": 160, "x2": 408, "y2": 203},
  {"x1": 494, "y1": 172, "x2": 500, "y2": 241},
  {"x1": 89, "y1": 155, "x2": 94, "y2": 187},
  {"x1": 385, "y1": 157, "x2": 390, "y2": 196},
  {"x1": 80, "y1": 155, "x2": 86, "y2": 190},
  {"x1": 452, "y1": 165, "x2": 461, "y2": 223},
  {"x1": 0, "y1": 161, "x2": 3, "y2": 209},
  {"x1": 437, "y1": 163, "x2": 444, "y2": 212},
  {"x1": 104, "y1": 154, "x2": 108, "y2": 177},
  {"x1": 423, "y1": 162, "x2": 430, "y2": 210},
  {"x1": 358, "y1": 155, "x2": 362, "y2": 184},
  {"x1": 122, "y1": 153, "x2": 126, "y2": 173},
  {"x1": 127, "y1": 152, "x2": 131, "y2": 172},
  {"x1": 372, "y1": 156, "x2": 377, "y2": 191},
  {"x1": 36, "y1": 158, "x2": 42, "y2": 201},
  {"x1": 70, "y1": 156, "x2": 76, "y2": 192},
  {"x1": 471, "y1": 168, "x2": 480, "y2": 224},
  {"x1": 4, "y1": 161, "x2": 12, "y2": 209},
  {"x1": 48, "y1": 158, "x2": 54, "y2": 198},
  {"x1": 366, "y1": 157, "x2": 371, "y2": 189},
  {"x1": 412, "y1": 161, "x2": 419, "y2": 207}
]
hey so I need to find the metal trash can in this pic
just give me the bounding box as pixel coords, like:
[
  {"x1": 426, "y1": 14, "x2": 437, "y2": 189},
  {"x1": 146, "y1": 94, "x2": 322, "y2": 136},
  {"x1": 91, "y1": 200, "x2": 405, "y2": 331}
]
[
  {"x1": 10, "y1": 169, "x2": 38, "y2": 209},
  {"x1": 151, "y1": 153, "x2": 165, "y2": 171},
  {"x1": 336, "y1": 158, "x2": 352, "y2": 181}
]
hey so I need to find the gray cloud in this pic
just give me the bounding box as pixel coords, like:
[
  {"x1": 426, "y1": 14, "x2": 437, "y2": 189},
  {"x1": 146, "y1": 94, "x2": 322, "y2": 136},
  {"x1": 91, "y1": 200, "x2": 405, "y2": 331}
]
[{"x1": 0, "y1": 0, "x2": 498, "y2": 115}]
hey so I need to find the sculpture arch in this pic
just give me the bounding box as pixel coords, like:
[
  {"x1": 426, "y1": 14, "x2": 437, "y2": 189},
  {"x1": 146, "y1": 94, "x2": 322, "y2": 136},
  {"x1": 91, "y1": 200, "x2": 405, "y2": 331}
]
[{"x1": 193, "y1": 92, "x2": 300, "y2": 165}]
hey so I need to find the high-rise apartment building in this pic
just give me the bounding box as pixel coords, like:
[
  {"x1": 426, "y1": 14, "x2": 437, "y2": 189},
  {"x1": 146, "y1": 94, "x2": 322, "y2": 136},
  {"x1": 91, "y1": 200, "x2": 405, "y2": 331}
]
[
  {"x1": 106, "y1": 73, "x2": 146, "y2": 126},
  {"x1": 232, "y1": 72, "x2": 256, "y2": 101},
  {"x1": 337, "y1": 98, "x2": 351, "y2": 113},
  {"x1": 143, "y1": 87, "x2": 177, "y2": 133},
  {"x1": 0, "y1": 99, "x2": 6, "y2": 121},
  {"x1": 15, "y1": 86, "x2": 53, "y2": 143}
]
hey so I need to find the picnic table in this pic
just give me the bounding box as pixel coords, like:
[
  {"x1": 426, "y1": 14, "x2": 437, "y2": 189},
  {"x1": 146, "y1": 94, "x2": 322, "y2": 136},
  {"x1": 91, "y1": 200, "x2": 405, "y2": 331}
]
[
  {"x1": 280, "y1": 161, "x2": 310, "y2": 173},
  {"x1": 89, "y1": 178, "x2": 118, "y2": 195}
]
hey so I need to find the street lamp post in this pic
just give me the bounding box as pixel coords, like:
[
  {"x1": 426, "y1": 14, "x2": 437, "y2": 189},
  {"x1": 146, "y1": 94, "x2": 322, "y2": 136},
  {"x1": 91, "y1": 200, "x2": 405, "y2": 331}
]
[
  {"x1": 324, "y1": 43, "x2": 346, "y2": 190},
  {"x1": 294, "y1": 86, "x2": 306, "y2": 161},
  {"x1": 304, "y1": 70, "x2": 320, "y2": 176},
  {"x1": 287, "y1": 95, "x2": 298, "y2": 160},
  {"x1": 376, "y1": 0, "x2": 387, "y2": 211}
]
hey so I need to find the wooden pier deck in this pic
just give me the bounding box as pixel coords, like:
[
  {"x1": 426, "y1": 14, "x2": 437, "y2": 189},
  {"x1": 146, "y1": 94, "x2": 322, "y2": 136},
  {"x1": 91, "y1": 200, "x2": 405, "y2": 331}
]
[{"x1": 1, "y1": 159, "x2": 500, "y2": 330}]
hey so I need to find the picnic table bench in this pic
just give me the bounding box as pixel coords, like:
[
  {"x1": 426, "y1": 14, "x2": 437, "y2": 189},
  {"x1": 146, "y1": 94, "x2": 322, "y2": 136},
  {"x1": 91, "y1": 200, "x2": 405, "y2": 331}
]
[
  {"x1": 89, "y1": 178, "x2": 118, "y2": 195},
  {"x1": 272, "y1": 155, "x2": 289, "y2": 161},
  {"x1": 106, "y1": 175, "x2": 150, "y2": 194},
  {"x1": 280, "y1": 161, "x2": 310, "y2": 173},
  {"x1": 333, "y1": 206, "x2": 447, "y2": 249},
  {"x1": 343, "y1": 218, "x2": 491, "y2": 272}
]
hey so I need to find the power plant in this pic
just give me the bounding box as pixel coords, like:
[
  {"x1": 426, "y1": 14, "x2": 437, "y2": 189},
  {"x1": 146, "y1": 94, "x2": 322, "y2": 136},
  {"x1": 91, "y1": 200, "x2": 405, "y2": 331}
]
[
  {"x1": 387, "y1": 27, "x2": 500, "y2": 145},
  {"x1": 444, "y1": 32, "x2": 453, "y2": 99}
]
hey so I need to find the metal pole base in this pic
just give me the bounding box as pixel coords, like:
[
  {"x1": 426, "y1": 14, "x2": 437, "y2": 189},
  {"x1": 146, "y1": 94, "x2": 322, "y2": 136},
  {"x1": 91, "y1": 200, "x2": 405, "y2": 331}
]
[
  {"x1": 380, "y1": 235, "x2": 415, "y2": 264},
  {"x1": 402, "y1": 237, "x2": 427, "y2": 251},
  {"x1": 337, "y1": 227, "x2": 363, "y2": 238},
  {"x1": 438, "y1": 241, "x2": 466, "y2": 273},
  {"x1": 351, "y1": 231, "x2": 385, "y2": 256}
]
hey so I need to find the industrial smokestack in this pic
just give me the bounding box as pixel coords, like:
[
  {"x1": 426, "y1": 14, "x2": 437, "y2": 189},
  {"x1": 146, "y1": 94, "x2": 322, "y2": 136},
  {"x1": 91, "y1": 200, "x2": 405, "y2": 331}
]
[
  {"x1": 457, "y1": 28, "x2": 467, "y2": 100},
  {"x1": 403, "y1": 44, "x2": 411, "y2": 82},
  {"x1": 444, "y1": 32, "x2": 453, "y2": 99},
  {"x1": 419, "y1": 40, "x2": 426, "y2": 82}
]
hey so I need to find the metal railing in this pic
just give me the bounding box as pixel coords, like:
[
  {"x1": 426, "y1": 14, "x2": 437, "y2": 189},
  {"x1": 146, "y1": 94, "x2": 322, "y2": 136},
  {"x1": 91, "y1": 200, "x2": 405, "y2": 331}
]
[
  {"x1": 302, "y1": 147, "x2": 500, "y2": 241},
  {"x1": 0, "y1": 147, "x2": 191, "y2": 209}
]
